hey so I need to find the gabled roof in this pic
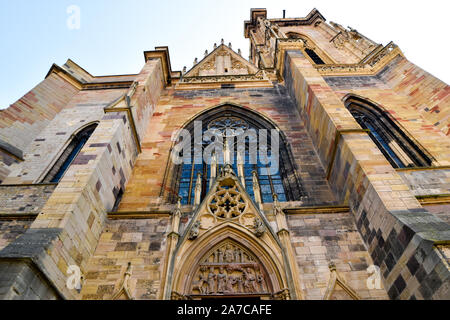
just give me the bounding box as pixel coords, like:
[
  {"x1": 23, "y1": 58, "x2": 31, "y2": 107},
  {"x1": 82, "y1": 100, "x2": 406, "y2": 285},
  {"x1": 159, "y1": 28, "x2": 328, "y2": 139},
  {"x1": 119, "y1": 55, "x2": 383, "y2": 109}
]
[{"x1": 184, "y1": 44, "x2": 259, "y2": 78}]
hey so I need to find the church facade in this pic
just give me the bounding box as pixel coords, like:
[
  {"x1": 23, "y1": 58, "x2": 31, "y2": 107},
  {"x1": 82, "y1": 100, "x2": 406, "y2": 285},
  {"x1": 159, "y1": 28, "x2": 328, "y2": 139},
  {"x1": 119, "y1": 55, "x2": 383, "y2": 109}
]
[{"x1": 0, "y1": 8, "x2": 449, "y2": 300}]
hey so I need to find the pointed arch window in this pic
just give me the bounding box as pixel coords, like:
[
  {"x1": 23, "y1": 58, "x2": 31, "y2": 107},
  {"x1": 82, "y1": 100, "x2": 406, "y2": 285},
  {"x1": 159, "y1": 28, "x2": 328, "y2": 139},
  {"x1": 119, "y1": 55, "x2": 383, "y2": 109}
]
[
  {"x1": 345, "y1": 97, "x2": 433, "y2": 169},
  {"x1": 286, "y1": 32, "x2": 326, "y2": 65},
  {"x1": 43, "y1": 123, "x2": 98, "y2": 183},
  {"x1": 170, "y1": 106, "x2": 304, "y2": 205}
]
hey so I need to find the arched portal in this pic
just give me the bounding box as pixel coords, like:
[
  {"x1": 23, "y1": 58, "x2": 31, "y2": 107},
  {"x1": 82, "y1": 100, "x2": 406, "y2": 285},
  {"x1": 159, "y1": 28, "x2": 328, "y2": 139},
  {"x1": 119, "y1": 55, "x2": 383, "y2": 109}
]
[{"x1": 170, "y1": 224, "x2": 290, "y2": 300}]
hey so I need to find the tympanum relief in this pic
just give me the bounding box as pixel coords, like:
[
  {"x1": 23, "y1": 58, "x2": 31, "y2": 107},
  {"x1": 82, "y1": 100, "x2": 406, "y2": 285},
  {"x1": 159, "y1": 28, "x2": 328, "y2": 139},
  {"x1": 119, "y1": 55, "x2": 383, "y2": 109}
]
[{"x1": 190, "y1": 242, "x2": 270, "y2": 296}]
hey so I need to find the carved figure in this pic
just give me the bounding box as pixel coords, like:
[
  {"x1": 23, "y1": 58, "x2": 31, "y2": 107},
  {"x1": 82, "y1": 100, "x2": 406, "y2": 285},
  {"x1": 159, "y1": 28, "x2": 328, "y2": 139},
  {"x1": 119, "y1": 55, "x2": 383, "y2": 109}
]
[
  {"x1": 257, "y1": 271, "x2": 265, "y2": 293},
  {"x1": 192, "y1": 273, "x2": 207, "y2": 294},
  {"x1": 207, "y1": 267, "x2": 217, "y2": 294},
  {"x1": 225, "y1": 275, "x2": 236, "y2": 293},
  {"x1": 234, "y1": 247, "x2": 241, "y2": 263},
  {"x1": 253, "y1": 218, "x2": 265, "y2": 237},
  {"x1": 217, "y1": 267, "x2": 227, "y2": 293},
  {"x1": 189, "y1": 221, "x2": 201, "y2": 240},
  {"x1": 243, "y1": 268, "x2": 258, "y2": 293},
  {"x1": 225, "y1": 245, "x2": 234, "y2": 263}
]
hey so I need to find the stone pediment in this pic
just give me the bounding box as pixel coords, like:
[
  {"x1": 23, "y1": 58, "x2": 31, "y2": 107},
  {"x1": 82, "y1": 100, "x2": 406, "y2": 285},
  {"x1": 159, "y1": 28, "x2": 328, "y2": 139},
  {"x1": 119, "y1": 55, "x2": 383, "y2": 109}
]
[
  {"x1": 184, "y1": 44, "x2": 259, "y2": 78},
  {"x1": 183, "y1": 165, "x2": 273, "y2": 241}
]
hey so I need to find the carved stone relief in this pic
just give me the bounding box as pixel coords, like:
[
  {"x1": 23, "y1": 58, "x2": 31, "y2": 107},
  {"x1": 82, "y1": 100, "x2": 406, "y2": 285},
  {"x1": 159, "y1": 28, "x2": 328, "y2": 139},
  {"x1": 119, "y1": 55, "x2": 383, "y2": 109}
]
[{"x1": 189, "y1": 241, "x2": 270, "y2": 296}]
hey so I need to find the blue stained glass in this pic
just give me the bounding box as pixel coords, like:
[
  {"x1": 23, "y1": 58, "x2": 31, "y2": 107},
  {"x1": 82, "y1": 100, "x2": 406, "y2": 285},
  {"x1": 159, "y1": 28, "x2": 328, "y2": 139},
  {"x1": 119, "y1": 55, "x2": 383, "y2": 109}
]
[
  {"x1": 365, "y1": 122, "x2": 405, "y2": 168},
  {"x1": 262, "y1": 193, "x2": 273, "y2": 203},
  {"x1": 177, "y1": 117, "x2": 288, "y2": 205},
  {"x1": 261, "y1": 185, "x2": 272, "y2": 194}
]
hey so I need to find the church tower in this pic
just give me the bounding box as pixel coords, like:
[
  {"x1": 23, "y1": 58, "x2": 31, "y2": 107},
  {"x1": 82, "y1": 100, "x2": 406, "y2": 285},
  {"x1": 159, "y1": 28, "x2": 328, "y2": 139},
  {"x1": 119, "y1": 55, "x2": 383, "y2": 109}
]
[{"x1": 0, "y1": 8, "x2": 448, "y2": 300}]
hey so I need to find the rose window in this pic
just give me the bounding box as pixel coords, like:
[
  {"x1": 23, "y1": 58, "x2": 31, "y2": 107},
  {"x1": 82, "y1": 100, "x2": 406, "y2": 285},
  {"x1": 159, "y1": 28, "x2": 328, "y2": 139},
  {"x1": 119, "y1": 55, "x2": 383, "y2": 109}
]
[
  {"x1": 209, "y1": 184, "x2": 247, "y2": 219},
  {"x1": 208, "y1": 117, "x2": 249, "y2": 137}
]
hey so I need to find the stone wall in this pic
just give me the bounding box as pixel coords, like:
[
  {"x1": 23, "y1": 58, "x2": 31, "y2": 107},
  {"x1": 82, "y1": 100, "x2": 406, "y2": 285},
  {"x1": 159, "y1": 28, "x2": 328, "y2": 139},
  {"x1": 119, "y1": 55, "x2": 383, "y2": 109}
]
[
  {"x1": 0, "y1": 73, "x2": 79, "y2": 152},
  {"x1": 425, "y1": 205, "x2": 450, "y2": 225},
  {"x1": 0, "y1": 185, "x2": 56, "y2": 214},
  {"x1": 0, "y1": 55, "x2": 166, "y2": 300},
  {"x1": 0, "y1": 73, "x2": 79, "y2": 182},
  {"x1": 118, "y1": 85, "x2": 337, "y2": 212},
  {"x1": 81, "y1": 217, "x2": 169, "y2": 300},
  {"x1": 2, "y1": 89, "x2": 126, "y2": 185},
  {"x1": 325, "y1": 56, "x2": 450, "y2": 166},
  {"x1": 283, "y1": 49, "x2": 450, "y2": 300},
  {"x1": 287, "y1": 211, "x2": 388, "y2": 300},
  {"x1": 0, "y1": 220, "x2": 32, "y2": 251},
  {"x1": 0, "y1": 260, "x2": 60, "y2": 299},
  {"x1": 398, "y1": 169, "x2": 450, "y2": 197}
]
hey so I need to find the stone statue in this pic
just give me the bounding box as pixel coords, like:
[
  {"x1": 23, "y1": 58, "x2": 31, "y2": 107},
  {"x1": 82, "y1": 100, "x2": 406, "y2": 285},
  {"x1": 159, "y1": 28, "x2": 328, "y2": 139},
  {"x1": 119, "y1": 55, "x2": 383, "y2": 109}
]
[
  {"x1": 189, "y1": 221, "x2": 201, "y2": 240},
  {"x1": 253, "y1": 218, "x2": 265, "y2": 237},
  {"x1": 225, "y1": 275, "x2": 236, "y2": 293},
  {"x1": 192, "y1": 273, "x2": 207, "y2": 294},
  {"x1": 218, "y1": 247, "x2": 224, "y2": 263},
  {"x1": 217, "y1": 267, "x2": 227, "y2": 293},
  {"x1": 234, "y1": 247, "x2": 241, "y2": 263},
  {"x1": 225, "y1": 245, "x2": 234, "y2": 263},
  {"x1": 207, "y1": 267, "x2": 216, "y2": 294},
  {"x1": 236, "y1": 276, "x2": 244, "y2": 293},
  {"x1": 243, "y1": 268, "x2": 258, "y2": 293},
  {"x1": 257, "y1": 271, "x2": 265, "y2": 293}
]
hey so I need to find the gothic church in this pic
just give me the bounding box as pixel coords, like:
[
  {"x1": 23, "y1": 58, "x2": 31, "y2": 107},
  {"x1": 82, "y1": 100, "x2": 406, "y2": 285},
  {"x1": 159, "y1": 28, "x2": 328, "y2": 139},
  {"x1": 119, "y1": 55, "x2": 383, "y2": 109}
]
[{"x1": 0, "y1": 8, "x2": 449, "y2": 300}]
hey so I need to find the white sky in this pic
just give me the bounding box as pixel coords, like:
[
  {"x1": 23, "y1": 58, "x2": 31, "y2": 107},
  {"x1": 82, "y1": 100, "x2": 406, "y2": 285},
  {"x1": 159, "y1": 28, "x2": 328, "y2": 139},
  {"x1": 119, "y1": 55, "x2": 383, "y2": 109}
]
[{"x1": 0, "y1": 0, "x2": 449, "y2": 109}]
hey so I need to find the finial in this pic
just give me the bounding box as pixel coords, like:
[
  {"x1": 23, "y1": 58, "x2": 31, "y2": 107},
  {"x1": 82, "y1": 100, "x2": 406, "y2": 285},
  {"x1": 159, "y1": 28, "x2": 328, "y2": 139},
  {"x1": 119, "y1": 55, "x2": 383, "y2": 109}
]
[
  {"x1": 228, "y1": 42, "x2": 232, "y2": 49},
  {"x1": 204, "y1": 50, "x2": 208, "y2": 56},
  {"x1": 194, "y1": 58, "x2": 198, "y2": 65},
  {"x1": 173, "y1": 196, "x2": 182, "y2": 217},
  {"x1": 273, "y1": 193, "x2": 280, "y2": 207},
  {"x1": 221, "y1": 38, "x2": 224, "y2": 45},
  {"x1": 238, "y1": 49, "x2": 242, "y2": 56},
  {"x1": 125, "y1": 262, "x2": 132, "y2": 275},
  {"x1": 182, "y1": 66, "x2": 187, "y2": 74},
  {"x1": 329, "y1": 262, "x2": 337, "y2": 272},
  {"x1": 214, "y1": 43, "x2": 217, "y2": 49},
  {"x1": 272, "y1": 193, "x2": 283, "y2": 216}
]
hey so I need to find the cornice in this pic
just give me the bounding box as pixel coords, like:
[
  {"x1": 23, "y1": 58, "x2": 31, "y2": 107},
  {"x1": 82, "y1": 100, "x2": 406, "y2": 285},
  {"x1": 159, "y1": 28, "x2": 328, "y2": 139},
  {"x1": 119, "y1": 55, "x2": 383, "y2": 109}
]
[
  {"x1": 284, "y1": 205, "x2": 350, "y2": 215},
  {"x1": 177, "y1": 70, "x2": 273, "y2": 90},
  {"x1": 316, "y1": 42, "x2": 404, "y2": 76},
  {"x1": 416, "y1": 194, "x2": 450, "y2": 206},
  {"x1": 143, "y1": 46, "x2": 174, "y2": 86},
  {"x1": 244, "y1": 8, "x2": 325, "y2": 38},
  {"x1": 274, "y1": 39, "x2": 404, "y2": 80},
  {"x1": 46, "y1": 63, "x2": 134, "y2": 91},
  {"x1": 107, "y1": 211, "x2": 172, "y2": 220}
]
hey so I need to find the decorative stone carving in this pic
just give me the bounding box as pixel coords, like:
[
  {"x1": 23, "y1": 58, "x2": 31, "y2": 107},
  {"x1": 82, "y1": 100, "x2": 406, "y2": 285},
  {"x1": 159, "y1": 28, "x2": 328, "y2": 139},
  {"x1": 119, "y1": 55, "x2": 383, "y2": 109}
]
[
  {"x1": 253, "y1": 217, "x2": 265, "y2": 237},
  {"x1": 208, "y1": 183, "x2": 247, "y2": 219},
  {"x1": 315, "y1": 42, "x2": 399, "y2": 75},
  {"x1": 189, "y1": 241, "x2": 271, "y2": 296},
  {"x1": 272, "y1": 289, "x2": 290, "y2": 300},
  {"x1": 189, "y1": 221, "x2": 201, "y2": 240}
]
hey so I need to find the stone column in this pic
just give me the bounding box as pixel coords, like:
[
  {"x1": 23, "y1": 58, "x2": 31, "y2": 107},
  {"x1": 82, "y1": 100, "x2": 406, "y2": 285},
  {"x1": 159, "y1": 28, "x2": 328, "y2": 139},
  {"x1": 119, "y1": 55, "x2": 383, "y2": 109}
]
[
  {"x1": 273, "y1": 194, "x2": 303, "y2": 300},
  {"x1": 160, "y1": 198, "x2": 182, "y2": 299}
]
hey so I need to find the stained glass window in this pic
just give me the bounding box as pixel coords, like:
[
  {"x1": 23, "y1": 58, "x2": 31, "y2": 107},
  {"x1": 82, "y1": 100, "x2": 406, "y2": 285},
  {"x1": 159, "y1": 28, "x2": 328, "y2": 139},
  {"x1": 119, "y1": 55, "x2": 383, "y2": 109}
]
[{"x1": 178, "y1": 116, "x2": 288, "y2": 205}]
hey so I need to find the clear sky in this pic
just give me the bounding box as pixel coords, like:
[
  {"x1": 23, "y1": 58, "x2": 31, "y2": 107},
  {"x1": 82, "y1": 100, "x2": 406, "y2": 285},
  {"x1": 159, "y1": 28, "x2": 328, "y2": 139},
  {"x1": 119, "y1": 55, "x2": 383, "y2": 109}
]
[{"x1": 0, "y1": 0, "x2": 449, "y2": 109}]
